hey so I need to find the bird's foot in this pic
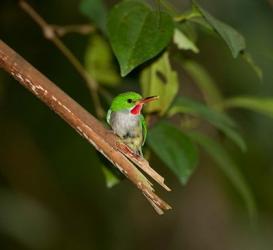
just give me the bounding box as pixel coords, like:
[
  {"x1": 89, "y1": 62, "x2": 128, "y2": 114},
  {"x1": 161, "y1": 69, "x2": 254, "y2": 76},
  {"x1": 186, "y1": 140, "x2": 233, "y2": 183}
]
[{"x1": 116, "y1": 142, "x2": 141, "y2": 160}]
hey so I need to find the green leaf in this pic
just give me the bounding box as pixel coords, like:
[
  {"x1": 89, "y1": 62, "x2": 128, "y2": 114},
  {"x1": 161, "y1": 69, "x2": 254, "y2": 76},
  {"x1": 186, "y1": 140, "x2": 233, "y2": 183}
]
[
  {"x1": 107, "y1": 1, "x2": 174, "y2": 76},
  {"x1": 241, "y1": 52, "x2": 263, "y2": 80},
  {"x1": 173, "y1": 28, "x2": 199, "y2": 53},
  {"x1": 148, "y1": 122, "x2": 198, "y2": 185},
  {"x1": 140, "y1": 52, "x2": 179, "y2": 115},
  {"x1": 80, "y1": 0, "x2": 107, "y2": 32},
  {"x1": 192, "y1": 1, "x2": 246, "y2": 58},
  {"x1": 188, "y1": 132, "x2": 257, "y2": 219},
  {"x1": 84, "y1": 34, "x2": 121, "y2": 86},
  {"x1": 186, "y1": 3, "x2": 262, "y2": 79},
  {"x1": 183, "y1": 61, "x2": 222, "y2": 107},
  {"x1": 223, "y1": 96, "x2": 273, "y2": 118},
  {"x1": 168, "y1": 97, "x2": 247, "y2": 151},
  {"x1": 101, "y1": 165, "x2": 120, "y2": 188}
]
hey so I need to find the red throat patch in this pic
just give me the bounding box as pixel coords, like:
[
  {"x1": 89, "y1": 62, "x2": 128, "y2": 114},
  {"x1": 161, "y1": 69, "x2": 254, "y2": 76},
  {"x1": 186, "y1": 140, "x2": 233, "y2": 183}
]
[{"x1": 130, "y1": 104, "x2": 143, "y2": 115}]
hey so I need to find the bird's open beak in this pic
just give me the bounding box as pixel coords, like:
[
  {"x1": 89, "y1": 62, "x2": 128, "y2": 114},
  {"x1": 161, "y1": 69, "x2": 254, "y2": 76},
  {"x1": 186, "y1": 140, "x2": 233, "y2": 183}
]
[{"x1": 138, "y1": 95, "x2": 159, "y2": 104}]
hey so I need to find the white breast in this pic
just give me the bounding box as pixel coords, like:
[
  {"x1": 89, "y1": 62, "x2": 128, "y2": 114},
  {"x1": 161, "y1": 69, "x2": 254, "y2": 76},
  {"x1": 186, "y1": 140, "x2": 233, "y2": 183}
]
[{"x1": 110, "y1": 110, "x2": 140, "y2": 138}]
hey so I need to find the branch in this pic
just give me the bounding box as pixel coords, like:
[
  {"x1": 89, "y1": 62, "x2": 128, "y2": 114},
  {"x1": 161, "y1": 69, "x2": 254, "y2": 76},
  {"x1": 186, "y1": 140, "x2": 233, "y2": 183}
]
[
  {"x1": 50, "y1": 24, "x2": 95, "y2": 37},
  {"x1": 0, "y1": 40, "x2": 171, "y2": 214},
  {"x1": 19, "y1": 0, "x2": 105, "y2": 119}
]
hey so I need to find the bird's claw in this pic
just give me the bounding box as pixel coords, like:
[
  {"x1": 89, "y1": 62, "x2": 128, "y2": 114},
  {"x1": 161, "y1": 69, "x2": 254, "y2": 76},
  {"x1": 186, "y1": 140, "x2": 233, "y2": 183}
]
[{"x1": 116, "y1": 142, "x2": 141, "y2": 159}]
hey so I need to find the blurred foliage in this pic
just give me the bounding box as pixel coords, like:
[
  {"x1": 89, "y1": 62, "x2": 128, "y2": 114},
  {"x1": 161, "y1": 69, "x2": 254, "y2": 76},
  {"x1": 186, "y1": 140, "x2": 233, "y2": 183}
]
[
  {"x1": 181, "y1": 60, "x2": 223, "y2": 107},
  {"x1": 1, "y1": 0, "x2": 273, "y2": 249},
  {"x1": 188, "y1": 132, "x2": 256, "y2": 219},
  {"x1": 173, "y1": 28, "x2": 199, "y2": 53},
  {"x1": 84, "y1": 34, "x2": 121, "y2": 86},
  {"x1": 168, "y1": 96, "x2": 247, "y2": 151},
  {"x1": 192, "y1": 1, "x2": 246, "y2": 58},
  {"x1": 223, "y1": 96, "x2": 273, "y2": 118},
  {"x1": 140, "y1": 52, "x2": 178, "y2": 115},
  {"x1": 79, "y1": 0, "x2": 107, "y2": 32},
  {"x1": 148, "y1": 122, "x2": 198, "y2": 185}
]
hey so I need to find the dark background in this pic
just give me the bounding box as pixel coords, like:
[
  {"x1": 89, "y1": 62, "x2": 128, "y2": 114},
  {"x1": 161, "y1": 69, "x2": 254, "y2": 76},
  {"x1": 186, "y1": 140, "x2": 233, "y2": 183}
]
[{"x1": 1, "y1": 0, "x2": 273, "y2": 249}]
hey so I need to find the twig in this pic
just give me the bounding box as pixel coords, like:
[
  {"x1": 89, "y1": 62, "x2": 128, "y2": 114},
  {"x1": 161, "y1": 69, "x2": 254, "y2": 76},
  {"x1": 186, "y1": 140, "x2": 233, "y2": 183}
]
[
  {"x1": 19, "y1": 0, "x2": 105, "y2": 119},
  {"x1": 50, "y1": 24, "x2": 95, "y2": 37},
  {"x1": 0, "y1": 40, "x2": 171, "y2": 214}
]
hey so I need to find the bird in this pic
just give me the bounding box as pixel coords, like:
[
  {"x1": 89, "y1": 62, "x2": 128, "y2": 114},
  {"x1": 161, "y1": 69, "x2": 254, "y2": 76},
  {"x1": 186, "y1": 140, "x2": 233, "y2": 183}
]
[{"x1": 106, "y1": 92, "x2": 159, "y2": 156}]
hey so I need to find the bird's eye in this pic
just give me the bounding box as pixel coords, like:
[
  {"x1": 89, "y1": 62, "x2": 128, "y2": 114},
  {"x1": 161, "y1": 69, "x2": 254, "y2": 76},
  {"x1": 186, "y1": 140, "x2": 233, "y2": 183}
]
[{"x1": 127, "y1": 99, "x2": 132, "y2": 103}]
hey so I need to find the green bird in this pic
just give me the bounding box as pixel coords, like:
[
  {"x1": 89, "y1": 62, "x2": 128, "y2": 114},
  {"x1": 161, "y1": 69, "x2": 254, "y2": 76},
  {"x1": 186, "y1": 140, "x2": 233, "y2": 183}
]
[{"x1": 106, "y1": 92, "x2": 158, "y2": 156}]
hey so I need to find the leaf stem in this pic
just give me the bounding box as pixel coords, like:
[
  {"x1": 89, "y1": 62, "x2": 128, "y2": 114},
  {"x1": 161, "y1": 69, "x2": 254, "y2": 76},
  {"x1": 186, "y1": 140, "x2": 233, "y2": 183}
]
[{"x1": 174, "y1": 11, "x2": 201, "y2": 22}]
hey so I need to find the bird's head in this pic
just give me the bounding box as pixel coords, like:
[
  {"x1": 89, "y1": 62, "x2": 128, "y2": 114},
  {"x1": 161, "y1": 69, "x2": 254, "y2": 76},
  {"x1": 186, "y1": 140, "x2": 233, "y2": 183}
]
[{"x1": 110, "y1": 92, "x2": 159, "y2": 115}]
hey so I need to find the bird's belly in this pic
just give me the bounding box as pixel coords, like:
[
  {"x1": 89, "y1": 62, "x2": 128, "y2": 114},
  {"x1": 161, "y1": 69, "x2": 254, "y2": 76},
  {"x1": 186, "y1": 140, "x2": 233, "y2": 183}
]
[
  {"x1": 110, "y1": 112, "x2": 140, "y2": 136},
  {"x1": 110, "y1": 111, "x2": 143, "y2": 153}
]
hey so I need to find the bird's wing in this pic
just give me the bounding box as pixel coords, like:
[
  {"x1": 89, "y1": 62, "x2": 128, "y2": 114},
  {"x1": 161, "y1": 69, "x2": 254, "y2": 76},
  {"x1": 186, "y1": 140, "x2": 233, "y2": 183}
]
[
  {"x1": 106, "y1": 109, "x2": 112, "y2": 125},
  {"x1": 140, "y1": 114, "x2": 147, "y2": 146}
]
